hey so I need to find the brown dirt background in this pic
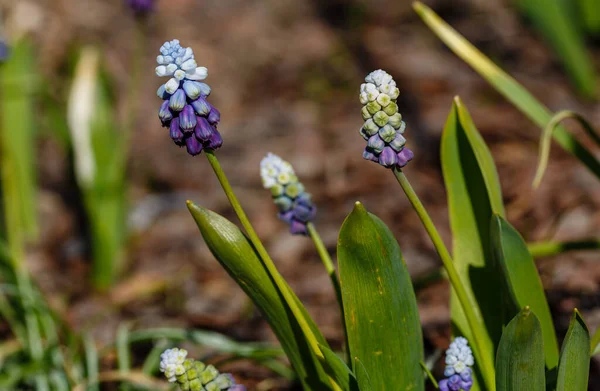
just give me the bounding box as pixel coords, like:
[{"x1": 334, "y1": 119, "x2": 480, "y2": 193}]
[{"x1": 2, "y1": 0, "x2": 600, "y2": 389}]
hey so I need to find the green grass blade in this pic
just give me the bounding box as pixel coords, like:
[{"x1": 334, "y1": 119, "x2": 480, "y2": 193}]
[
  {"x1": 84, "y1": 334, "x2": 99, "y2": 391},
  {"x1": 490, "y1": 215, "x2": 559, "y2": 369},
  {"x1": 116, "y1": 323, "x2": 131, "y2": 391},
  {"x1": 187, "y1": 202, "x2": 334, "y2": 391},
  {"x1": 528, "y1": 239, "x2": 600, "y2": 258},
  {"x1": 441, "y1": 97, "x2": 505, "y2": 390},
  {"x1": 413, "y1": 1, "x2": 600, "y2": 180},
  {"x1": 514, "y1": 0, "x2": 597, "y2": 98},
  {"x1": 496, "y1": 308, "x2": 545, "y2": 391},
  {"x1": 556, "y1": 310, "x2": 590, "y2": 391},
  {"x1": 337, "y1": 202, "x2": 424, "y2": 391},
  {"x1": 317, "y1": 344, "x2": 359, "y2": 391}
]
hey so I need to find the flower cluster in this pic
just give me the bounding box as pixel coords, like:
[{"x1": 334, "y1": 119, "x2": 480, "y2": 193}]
[
  {"x1": 156, "y1": 39, "x2": 222, "y2": 156},
  {"x1": 260, "y1": 153, "x2": 316, "y2": 235},
  {"x1": 125, "y1": 0, "x2": 154, "y2": 15},
  {"x1": 159, "y1": 348, "x2": 246, "y2": 391},
  {"x1": 359, "y1": 70, "x2": 413, "y2": 168},
  {"x1": 439, "y1": 337, "x2": 474, "y2": 391}
]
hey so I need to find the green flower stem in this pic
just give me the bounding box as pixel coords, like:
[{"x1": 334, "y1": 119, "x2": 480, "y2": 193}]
[
  {"x1": 393, "y1": 167, "x2": 495, "y2": 391},
  {"x1": 204, "y1": 150, "x2": 342, "y2": 390},
  {"x1": 527, "y1": 239, "x2": 600, "y2": 258},
  {"x1": 306, "y1": 222, "x2": 350, "y2": 365}
]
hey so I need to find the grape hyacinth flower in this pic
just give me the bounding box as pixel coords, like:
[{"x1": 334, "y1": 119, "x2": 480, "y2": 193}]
[
  {"x1": 125, "y1": 0, "x2": 154, "y2": 15},
  {"x1": 438, "y1": 337, "x2": 475, "y2": 391},
  {"x1": 155, "y1": 39, "x2": 222, "y2": 156},
  {"x1": 159, "y1": 348, "x2": 246, "y2": 391},
  {"x1": 359, "y1": 69, "x2": 413, "y2": 168},
  {"x1": 260, "y1": 153, "x2": 316, "y2": 235}
]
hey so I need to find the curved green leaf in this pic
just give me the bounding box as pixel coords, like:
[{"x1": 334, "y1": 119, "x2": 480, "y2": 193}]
[
  {"x1": 337, "y1": 202, "x2": 423, "y2": 391},
  {"x1": 490, "y1": 215, "x2": 559, "y2": 369},
  {"x1": 592, "y1": 326, "x2": 600, "y2": 357},
  {"x1": 496, "y1": 308, "x2": 545, "y2": 391},
  {"x1": 187, "y1": 202, "x2": 333, "y2": 391},
  {"x1": 413, "y1": 1, "x2": 600, "y2": 180},
  {"x1": 556, "y1": 310, "x2": 590, "y2": 391},
  {"x1": 441, "y1": 97, "x2": 504, "y2": 390}
]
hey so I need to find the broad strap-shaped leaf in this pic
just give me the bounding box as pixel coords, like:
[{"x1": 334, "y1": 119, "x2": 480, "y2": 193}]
[
  {"x1": 556, "y1": 310, "x2": 590, "y2": 391},
  {"x1": 187, "y1": 202, "x2": 333, "y2": 391},
  {"x1": 490, "y1": 215, "x2": 559, "y2": 369},
  {"x1": 592, "y1": 326, "x2": 600, "y2": 357},
  {"x1": 496, "y1": 308, "x2": 545, "y2": 391},
  {"x1": 413, "y1": 1, "x2": 600, "y2": 181},
  {"x1": 337, "y1": 202, "x2": 423, "y2": 391},
  {"x1": 441, "y1": 97, "x2": 504, "y2": 390}
]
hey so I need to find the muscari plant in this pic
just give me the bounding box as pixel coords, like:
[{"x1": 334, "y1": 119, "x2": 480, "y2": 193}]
[{"x1": 152, "y1": 19, "x2": 600, "y2": 389}]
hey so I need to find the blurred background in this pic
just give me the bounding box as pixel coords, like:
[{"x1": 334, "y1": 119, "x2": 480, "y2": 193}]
[{"x1": 0, "y1": 0, "x2": 599, "y2": 389}]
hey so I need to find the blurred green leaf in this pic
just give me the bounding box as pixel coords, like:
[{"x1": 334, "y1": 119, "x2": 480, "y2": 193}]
[
  {"x1": 591, "y1": 327, "x2": 600, "y2": 356},
  {"x1": 414, "y1": 2, "x2": 600, "y2": 181},
  {"x1": 441, "y1": 97, "x2": 504, "y2": 390},
  {"x1": 490, "y1": 215, "x2": 559, "y2": 369},
  {"x1": 317, "y1": 344, "x2": 360, "y2": 391},
  {"x1": 337, "y1": 202, "x2": 423, "y2": 391},
  {"x1": 556, "y1": 310, "x2": 590, "y2": 391},
  {"x1": 577, "y1": 0, "x2": 600, "y2": 35},
  {"x1": 514, "y1": 0, "x2": 597, "y2": 98},
  {"x1": 187, "y1": 202, "x2": 334, "y2": 391},
  {"x1": 84, "y1": 334, "x2": 99, "y2": 391},
  {"x1": 0, "y1": 38, "x2": 39, "y2": 243},
  {"x1": 496, "y1": 308, "x2": 545, "y2": 391}
]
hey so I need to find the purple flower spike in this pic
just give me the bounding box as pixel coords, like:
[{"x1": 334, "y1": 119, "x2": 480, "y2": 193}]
[
  {"x1": 229, "y1": 386, "x2": 247, "y2": 391},
  {"x1": 126, "y1": 0, "x2": 154, "y2": 15},
  {"x1": 379, "y1": 146, "x2": 398, "y2": 168},
  {"x1": 396, "y1": 148, "x2": 414, "y2": 168},
  {"x1": 185, "y1": 135, "x2": 203, "y2": 156},
  {"x1": 169, "y1": 118, "x2": 184, "y2": 145},
  {"x1": 194, "y1": 117, "x2": 214, "y2": 141},
  {"x1": 439, "y1": 379, "x2": 449, "y2": 391},
  {"x1": 179, "y1": 105, "x2": 197, "y2": 132},
  {"x1": 156, "y1": 39, "x2": 223, "y2": 156},
  {"x1": 158, "y1": 100, "x2": 173, "y2": 125},
  {"x1": 207, "y1": 130, "x2": 223, "y2": 150},
  {"x1": 367, "y1": 134, "x2": 385, "y2": 154},
  {"x1": 362, "y1": 149, "x2": 379, "y2": 162},
  {"x1": 208, "y1": 107, "x2": 221, "y2": 125}
]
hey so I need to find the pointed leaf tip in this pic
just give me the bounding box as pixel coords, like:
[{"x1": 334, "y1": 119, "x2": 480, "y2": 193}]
[{"x1": 352, "y1": 201, "x2": 367, "y2": 214}]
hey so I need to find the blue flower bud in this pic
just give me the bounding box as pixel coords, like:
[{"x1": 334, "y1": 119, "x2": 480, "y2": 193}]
[
  {"x1": 206, "y1": 130, "x2": 223, "y2": 150},
  {"x1": 194, "y1": 117, "x2": 214, "y2": 141},
  {"x1": 208, "y1": 107, "x2": 221, "y2": 125},
  {"x1": 159, "y1": 100, "x2": 173, "y2": 125},
  {"x1": 397, "y1": 148, "x2": 414, "y2": 168},
  {"x1": 378, "y1": 124, "x2": 396, "y2": 143},
  {"x1": 185, "y1": 135, "x2": 203, "y2": 156},
  {"x1": 379, "y1": 147, "x2": 398, "y2": 168},
  {"x1": 367, "y1": 135, "x2": 385, "y2": 154},
  {"x1": 169, "y1": 89, "x2": 186, "y2": 112},
  {"x1": 191, "y1": 97, "x2": 211, "y2": 116},
  {"x1": 183, "y1": 80, "x2": 211, "y2": 100},
  {"x1": 362, "y1": 149, "x2": 379, "y2": 162},
  {"x1": 170, "y1": 118, "x2": 184, "y2": 145},
  {"x1": 157, "y1": 84, "x2": 170, "y2": 99},
  {"x1": 179, "y1": 105, "x2": 197, "y2": 132},
  {"x1": 389, "y1": 133, "x2": 406, "y2": 152}
]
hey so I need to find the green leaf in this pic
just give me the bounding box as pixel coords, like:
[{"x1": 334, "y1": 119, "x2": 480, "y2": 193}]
[
  {"x1": 490, "y1": 215, "x2": 559, "y2": 369},
  {"x1": 592, "y1": 326, "x2": 600, "y2": 357},
  {"x1": 577, "y1": 0, "x2": 600, "y2": 35},
  {"x1": 187, "y1": 202, "x2": 333, "y2": 391},
  {"x1": 496, "y1": 308, "x2": 545, "y2": 391},
  {"x1": 441, "y1": 97, "x2": 504, "y2": 390},
  {"x1": 413, "y1": 1, "x2": 600, "y2": 181},
  {"x1": 318, "y1": 344, "x2": 360, "y2": 391},
  {"x1": 337, "y1": 202, "x2": 423, "y2": 391},
  {"x1": 556, "y1": 310, "x2": 590, "y2": 391},
  {"x1": 514, "y1": 0, "x2": 597, "y2": 98}
]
